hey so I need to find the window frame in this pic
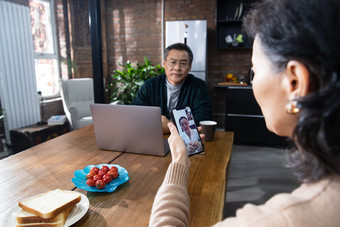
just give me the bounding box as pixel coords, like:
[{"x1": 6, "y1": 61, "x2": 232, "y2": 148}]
[{"x1": 30, "y1": 0, "x2": 61, "y2": 100}]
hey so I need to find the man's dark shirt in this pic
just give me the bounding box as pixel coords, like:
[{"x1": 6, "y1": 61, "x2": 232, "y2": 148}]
[{"x1": 131, "y1": 74, "x2": 213, "y2": 125}]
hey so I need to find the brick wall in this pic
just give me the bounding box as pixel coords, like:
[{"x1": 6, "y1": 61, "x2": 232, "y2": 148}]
[
  {"x1": 105, "y1": 0, "x2": 164, "y2": 69},
  {"x1": 104, "y1": 0, "x2": 252, "y2": 129}
]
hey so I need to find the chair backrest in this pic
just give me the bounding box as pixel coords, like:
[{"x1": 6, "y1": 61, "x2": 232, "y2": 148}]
[{"x1": 60, "y1": 78, "x2": 94, "y2": 128}]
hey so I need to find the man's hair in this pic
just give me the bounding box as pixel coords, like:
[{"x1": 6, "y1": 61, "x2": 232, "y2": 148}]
[
  {"x1": 164, "y1": 43, "x2": 193, "y2": 64},
  {"x1": 244, "y1": 0, "x2": 340, "y2": 183}
]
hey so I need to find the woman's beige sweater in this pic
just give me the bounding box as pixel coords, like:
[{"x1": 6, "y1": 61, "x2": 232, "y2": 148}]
[{"x1": 149, "y1": 162, "x2": 340, "y2": 227}]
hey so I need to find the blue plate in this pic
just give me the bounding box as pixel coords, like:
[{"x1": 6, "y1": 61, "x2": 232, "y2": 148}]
[{"x1": 72, "y1": 164, "x2": 129, "y2": 192}]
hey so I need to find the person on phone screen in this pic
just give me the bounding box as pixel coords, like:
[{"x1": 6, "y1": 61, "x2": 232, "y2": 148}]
[
  {"x1": 178, "y1": 116, "x2": 202, "y2": 154},
  {"x1": 149, "y1": 0, "x2": 340, "y2": 226},
  {"x1": 131, "y1": 43, "x2": 213, "y2": 134}
]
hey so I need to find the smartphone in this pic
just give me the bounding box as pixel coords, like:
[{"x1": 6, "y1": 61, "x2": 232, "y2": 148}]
[{"x1": 171, "y1": 106, "x2": 204, "y2": 156}]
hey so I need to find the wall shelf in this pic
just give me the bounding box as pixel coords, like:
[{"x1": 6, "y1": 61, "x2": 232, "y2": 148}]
[
  {"x1": 216, "y1": 0, "x2": 255, "y2": 49},
  {"x1": 217, "y1": 20, "x2": 243, "y2": 23}
]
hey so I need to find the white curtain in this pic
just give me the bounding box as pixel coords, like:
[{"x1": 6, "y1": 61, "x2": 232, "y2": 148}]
[{"x1": 0, "y1": 0, "x2": 40, "y2": 144}]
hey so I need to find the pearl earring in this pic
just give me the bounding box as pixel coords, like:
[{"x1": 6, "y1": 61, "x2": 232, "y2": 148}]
[{"x1": 285, "y1": 101, "x2": 300, "y2": 114}]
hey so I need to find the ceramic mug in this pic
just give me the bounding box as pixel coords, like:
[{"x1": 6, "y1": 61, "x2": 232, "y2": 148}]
[{"x1": 199, "y1": 121, "x2": 217, "y2": 142}]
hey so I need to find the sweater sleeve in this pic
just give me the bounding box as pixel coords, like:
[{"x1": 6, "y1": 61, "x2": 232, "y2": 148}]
[{"x1": 149, "y1": 162, "x2": 190, "y2": 227}]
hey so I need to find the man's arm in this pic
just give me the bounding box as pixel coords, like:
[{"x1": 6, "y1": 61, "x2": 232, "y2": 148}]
[
  {"x1": 161, "y1": 115, "x2": 170, "y2": 134},
  {"x1": 191, "y1": 83, "x2": 213, "y2": 125},
  {"x1": 178, "y1": 75, "x2": 213, "y2": 125},
  {"x1": 131, "y1": 82, "x2": 150, "y2": 106}
]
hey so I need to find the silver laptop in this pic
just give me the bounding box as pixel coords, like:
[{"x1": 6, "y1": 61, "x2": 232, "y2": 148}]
[{"x1": 90, "y1": 104, "x2": 169, "y2": 156}]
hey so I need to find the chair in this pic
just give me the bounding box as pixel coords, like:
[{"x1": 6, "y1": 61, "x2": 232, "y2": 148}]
[{"x1": 60, "y1": 78, "x2": 94, "y2": 130}]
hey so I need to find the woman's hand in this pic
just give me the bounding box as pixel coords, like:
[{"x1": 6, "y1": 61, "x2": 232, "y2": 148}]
[{"x1": 167, "y1": 122, "x2": 190, "y2": 167}]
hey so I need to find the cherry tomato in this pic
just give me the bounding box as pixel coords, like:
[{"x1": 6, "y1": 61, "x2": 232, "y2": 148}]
[
  {"x1": 96, "y1": 180, "x2": 106, "y2": 189},
  {"x1": 98, "y1": 170, "x2": 106, "y2": 177},
  {"x1": 86, "y1": 179, "x2": 96, "y2": 187},
  {"x1": 86, "y1": 172, "x2": 95, "y2": 179},
  {"x1": 90, "y1": 167, "x2": 100, "y2": 174},
  {"x1": 93, "y1": 174, "x2": 102, "y2": 181},
  {"x1": 108, "y1": 170, "x2": 118, "y2": 179},
  {"x1": 110, "y1": 166, "x2": 118, "y2": 172},
  {"x1": 103, "y1": 174, "x2": 112, "y2": 184},
  {"x1": 101, "y1": 165, "x2": 109, "y2": 173}
]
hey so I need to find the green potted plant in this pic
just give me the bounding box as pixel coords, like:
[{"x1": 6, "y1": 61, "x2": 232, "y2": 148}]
[{"x1": 107, "y1": 57, "x2": 165, "y2": 104}]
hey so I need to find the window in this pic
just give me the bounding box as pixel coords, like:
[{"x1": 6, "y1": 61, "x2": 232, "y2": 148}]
[{"x1": 29, "y1": 0, "x2": 60, "y2": 98}]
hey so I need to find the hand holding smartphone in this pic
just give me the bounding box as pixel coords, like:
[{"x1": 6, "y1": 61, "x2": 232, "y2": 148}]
[{"x1": 171, "y1": 106, "x2": 204, "y2": 156}]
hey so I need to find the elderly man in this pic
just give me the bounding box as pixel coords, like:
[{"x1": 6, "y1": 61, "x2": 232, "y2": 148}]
[{"x1": 131, "y1": 43, "x2": 213, "y2": 133}]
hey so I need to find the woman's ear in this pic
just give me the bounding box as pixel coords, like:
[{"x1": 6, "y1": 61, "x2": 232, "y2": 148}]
[{"x1": 285, "y1": 60, "x2": 310, "y2": 97}]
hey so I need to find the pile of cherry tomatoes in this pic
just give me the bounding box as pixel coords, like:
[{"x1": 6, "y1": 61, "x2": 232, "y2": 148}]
[{"x1": 86, "y1": 165, "x2": 119, "y2": 189}]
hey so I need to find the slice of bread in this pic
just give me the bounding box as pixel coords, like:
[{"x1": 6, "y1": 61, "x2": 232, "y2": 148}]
[
  {"x1": 16, "y1": 219, "x2": 64, "y2": 227},
  {"x1": 18, "y1": 189, "x2": 81, "y2": 219},
  {"x1": 16, "y1": 204, "x2": 75, "y2": 225}
]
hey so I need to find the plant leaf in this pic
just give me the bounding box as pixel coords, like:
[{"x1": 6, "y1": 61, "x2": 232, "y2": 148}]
[{"x1": 107, "y1": 57, "x2": 165, "y2": 104}]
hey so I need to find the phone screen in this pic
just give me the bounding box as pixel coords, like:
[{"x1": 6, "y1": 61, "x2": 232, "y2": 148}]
[{"x1": 171, "y1": 106, "x2": 204, "y2": 156}]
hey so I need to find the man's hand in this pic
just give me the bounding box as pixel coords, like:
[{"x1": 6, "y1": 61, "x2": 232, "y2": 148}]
[
  {"x1": 161, "y1": 115, "x2": 170, "y2": 134},
  {"x1": 197, "y1": 126, "x2": 205, "y2": 142}
]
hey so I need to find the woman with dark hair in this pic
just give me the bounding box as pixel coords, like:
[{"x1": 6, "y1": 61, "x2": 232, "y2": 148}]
[
  {"x1": 178, "y1": 116, "x2": 203, "y2": 155},
  {"x1": 148, "y1": 0, "x2": 340, "y2": 226}
]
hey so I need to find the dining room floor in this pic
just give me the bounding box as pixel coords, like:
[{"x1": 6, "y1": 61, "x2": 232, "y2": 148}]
[{"x1": 223, "y1": 144, "x2": 300, "y2": 219}]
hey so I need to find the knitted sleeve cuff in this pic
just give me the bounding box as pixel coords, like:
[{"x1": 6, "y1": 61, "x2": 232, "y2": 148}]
[{"x1": 163, "y1": 162, "x2": 189, "y2": 187}]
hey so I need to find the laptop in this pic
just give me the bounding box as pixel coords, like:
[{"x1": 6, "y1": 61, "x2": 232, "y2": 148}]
[{"x1": 90, "y1": 104, "x2": 169, "y2": 156}]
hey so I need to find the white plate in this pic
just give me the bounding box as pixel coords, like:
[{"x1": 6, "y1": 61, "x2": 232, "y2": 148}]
[
  {"x1": 2, "y1": 191, "x2": 89, "y2": 227},
  {"x1": 238, "y1": 2, "x2": 243, "y2": 20},
  {"x1": 234, "y1": 6, "x2": 239, "y2": 20}
]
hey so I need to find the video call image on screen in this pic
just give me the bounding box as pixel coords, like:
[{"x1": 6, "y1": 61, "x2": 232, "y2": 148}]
[{"x1": 172, "y1": 107, "x2": 204, "y2": 156}]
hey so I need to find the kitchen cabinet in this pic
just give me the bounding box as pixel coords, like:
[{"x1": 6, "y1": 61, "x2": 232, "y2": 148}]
[
  {"x1": 216, "y1": 0, "x2": 255, "y2": 49},
  {"x1": 224, "y1": 85, "x2": 288, "y2": 146}
]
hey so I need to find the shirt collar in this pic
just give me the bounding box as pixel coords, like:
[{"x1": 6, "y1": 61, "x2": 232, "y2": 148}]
[{"x1": 166, "y1": 78, "x2": 184, "y2": 91}]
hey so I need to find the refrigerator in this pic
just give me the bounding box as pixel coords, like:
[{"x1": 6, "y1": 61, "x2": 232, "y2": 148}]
[{"x1": 165, "y1": 20, "x2": 207, "y2": 81}]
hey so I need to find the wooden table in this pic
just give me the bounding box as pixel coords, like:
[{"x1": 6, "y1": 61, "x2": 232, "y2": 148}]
[{"x1": 0, "y1": 125, "x2": 233, "y2": 226}]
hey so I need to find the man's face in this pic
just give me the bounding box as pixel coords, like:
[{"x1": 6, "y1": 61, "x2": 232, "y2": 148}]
[{"x1": 163, "y1": 49, "x2": 191, "y2": 85}]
